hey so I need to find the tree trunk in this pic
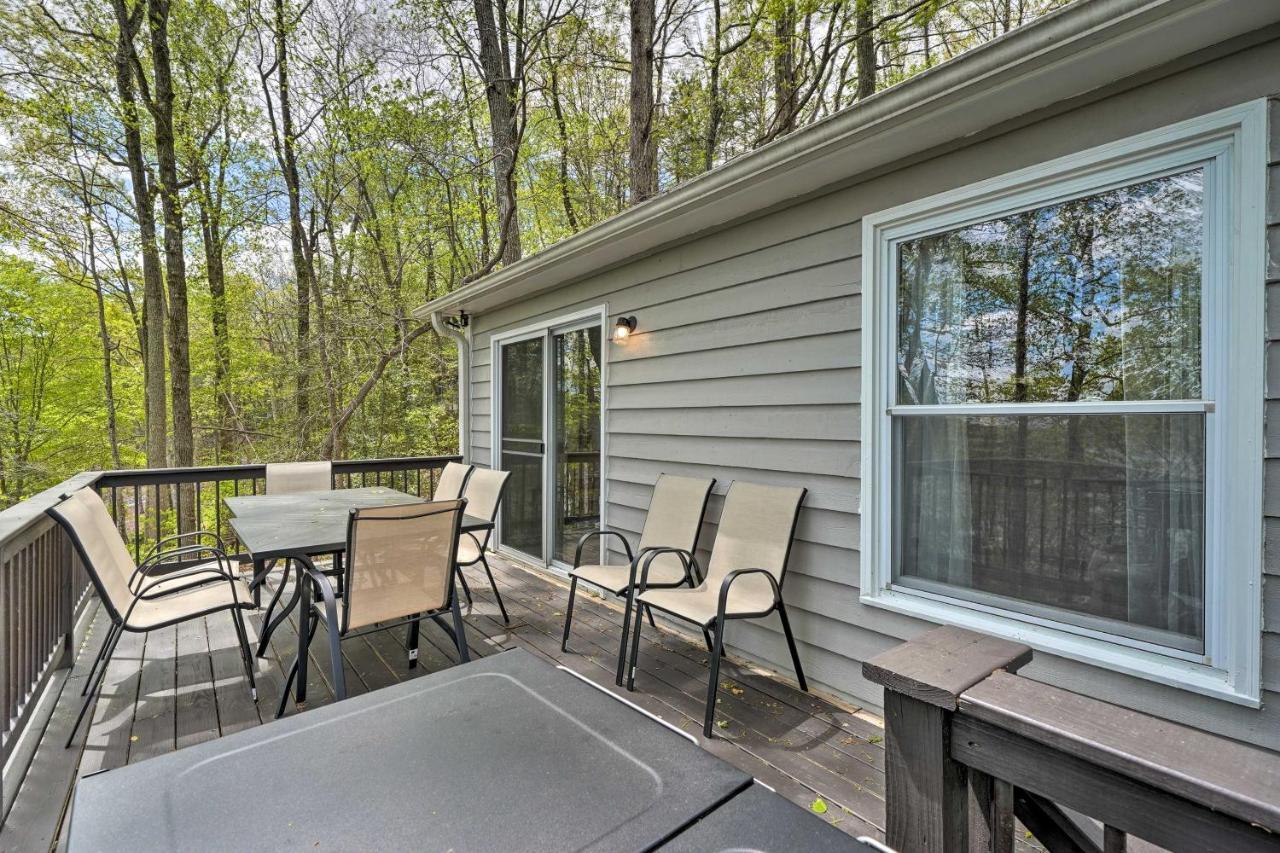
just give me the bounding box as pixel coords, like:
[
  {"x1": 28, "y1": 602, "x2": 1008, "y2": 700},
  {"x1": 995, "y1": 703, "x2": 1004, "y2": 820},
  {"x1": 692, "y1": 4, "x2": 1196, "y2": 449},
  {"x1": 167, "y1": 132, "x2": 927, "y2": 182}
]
[
  {"x1": 198, "y1": 191, "x2": 234, "y2": 462},
  {"x1": 113, "y1": 0, "x2": 167, "y2": 469},
  {"x1": 272, "y1": 0, "x2": 314, "y2": 444},
  {"x1": 703, "y1": 0, "x2": 724, "y2": 172},
  {"x1": 548, "y1": 65, "x2": 579, "y2": 229},
  {"x1": 472, "y1": 0, "x2": 522, "y2": 266},
  {"x1": 629, "y1": 0, "x2": 657, "y2": 202},
  {"x1": 856, "y1": 0, "x2": 876, "y2": 100},
  {"x1": 147, "y1": 0, "x2": 194, "y2": 474},
  {"x1": 87, "y1": 214, "x2": 123, "y2": 469},
  {"x1": 771, "y1": 0, "x2": 797, "y2": 138}
]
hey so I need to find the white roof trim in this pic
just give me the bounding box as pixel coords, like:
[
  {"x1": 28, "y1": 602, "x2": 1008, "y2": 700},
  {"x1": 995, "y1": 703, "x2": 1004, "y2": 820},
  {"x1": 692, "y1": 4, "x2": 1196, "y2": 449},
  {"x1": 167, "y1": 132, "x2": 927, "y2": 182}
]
[{"x1": 414, "y1": 0, "x2": 1280, "y2": 319}]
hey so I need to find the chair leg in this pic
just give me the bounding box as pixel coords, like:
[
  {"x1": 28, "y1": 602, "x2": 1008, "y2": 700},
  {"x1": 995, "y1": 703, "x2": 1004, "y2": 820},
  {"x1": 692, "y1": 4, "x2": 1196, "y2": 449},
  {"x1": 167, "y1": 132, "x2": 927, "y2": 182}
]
[
  {"x1": 276, "y1": 654, "x2": 300, "y2": 719},
  {"x1": 407, "y1": 617, "x2": 421, "y2": 669},
  {"x1": 456, "y1": 566, "x2": 473, "y2": 606},
  {"x1": 626, "y1": 595, "x2": 646, "y2": 692},
  {"x1": 479, "y1": 555, "x2": 509, "y2": 624},
  {"x1": 616, "y1": 588, "x2": 636, "y2": 687},
  {"x1": 449, "y1": 592, "x2": 471, "y2": 663},
  {"x1": 561, "y1": 577, "x2": 578, "y2": 653},
  {"x1": 230, "y1": 608, "x2": 258, "y2": 701},
  {"x1": 704, "y1": 616, "x2": 727, "y2": 738},
  {"x1": 256, "y1": 559, "x2": 294, "y2": 657},
  {"x1": 81, "y1": 622, "x2": 120, "y2": 697},
  {"x1": 701, "y1": 626, "x2": 714, "y2": 654},
  {"x1": 645, "y1": 605, "x2": 656, "y2": 629},
  {"x1": 66, "y1": 625, "x2": 122, "y2": 748},
  {"x1": 777, "y1": 602, "x2": 808, "y2": 692}
]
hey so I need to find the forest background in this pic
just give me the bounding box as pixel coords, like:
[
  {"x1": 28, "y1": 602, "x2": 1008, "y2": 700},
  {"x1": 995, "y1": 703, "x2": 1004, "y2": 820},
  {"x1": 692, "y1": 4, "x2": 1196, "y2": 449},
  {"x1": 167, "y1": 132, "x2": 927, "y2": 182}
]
[{"x1": 0, "y1": 0, "x2": 1068, "y2": 508}]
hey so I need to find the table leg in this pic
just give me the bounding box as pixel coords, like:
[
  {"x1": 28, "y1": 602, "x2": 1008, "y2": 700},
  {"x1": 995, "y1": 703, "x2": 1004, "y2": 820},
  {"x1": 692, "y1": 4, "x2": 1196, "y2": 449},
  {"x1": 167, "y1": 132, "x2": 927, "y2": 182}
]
[
  {"x1": 257, "y1": 559, "x2": 301, "y2": 658},
  {"x1": 250, "y1": 558, "x2": 265, "y2": 607},
  {"x1": 296, "y1": 572, "x2": 311, "y2": 705}
]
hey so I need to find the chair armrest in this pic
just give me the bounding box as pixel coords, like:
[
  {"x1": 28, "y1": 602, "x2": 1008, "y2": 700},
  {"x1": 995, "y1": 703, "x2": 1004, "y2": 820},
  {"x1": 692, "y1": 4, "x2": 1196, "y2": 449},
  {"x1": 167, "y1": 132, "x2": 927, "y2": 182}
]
[
  {"x1": 715, "y1": 568, "x2": 781, "y2": 620},
  {"x1": 630, "y1": 547, "x2": 698, "y2": 596},
  {"x1": 140, "y1": 530, "x2": 227, "y2": 565},
  {"x1": 574, "y1": 529, "x2": 633, "y2": 568},
  {"x1": 133, "y1": 545, "x2": 236, "y2": 598}
]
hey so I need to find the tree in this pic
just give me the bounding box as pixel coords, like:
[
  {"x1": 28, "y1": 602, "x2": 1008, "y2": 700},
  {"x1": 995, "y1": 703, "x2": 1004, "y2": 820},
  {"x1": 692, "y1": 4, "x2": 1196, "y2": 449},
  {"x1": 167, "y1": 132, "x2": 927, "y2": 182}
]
[{"x1": 628, "y1": 0, "x2": 657, "y2": 201}]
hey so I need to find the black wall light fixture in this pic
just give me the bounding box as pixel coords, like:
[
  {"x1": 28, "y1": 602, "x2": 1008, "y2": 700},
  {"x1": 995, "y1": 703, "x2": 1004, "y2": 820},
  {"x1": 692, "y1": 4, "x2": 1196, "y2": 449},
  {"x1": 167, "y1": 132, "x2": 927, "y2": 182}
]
[{"x1": 613, "y1": 315, "x2": 637, "y2": 342}]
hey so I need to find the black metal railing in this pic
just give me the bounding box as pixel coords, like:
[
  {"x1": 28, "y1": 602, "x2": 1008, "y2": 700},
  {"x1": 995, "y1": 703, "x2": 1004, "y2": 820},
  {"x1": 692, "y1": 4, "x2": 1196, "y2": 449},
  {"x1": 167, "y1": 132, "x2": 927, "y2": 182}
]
[
  {"x1": 93, "y1": 455, "x2": 461, "y2": 564},
  {"x1": 0, "y1": 454, "x2": 459, "y2": 823}
]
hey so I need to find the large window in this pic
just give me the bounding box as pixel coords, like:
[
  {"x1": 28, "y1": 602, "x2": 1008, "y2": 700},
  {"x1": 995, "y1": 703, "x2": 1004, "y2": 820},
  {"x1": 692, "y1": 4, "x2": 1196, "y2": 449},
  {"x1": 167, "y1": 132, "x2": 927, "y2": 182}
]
[{"x1": 862, "y1": 103, "x2": 1266, "y2": 703}]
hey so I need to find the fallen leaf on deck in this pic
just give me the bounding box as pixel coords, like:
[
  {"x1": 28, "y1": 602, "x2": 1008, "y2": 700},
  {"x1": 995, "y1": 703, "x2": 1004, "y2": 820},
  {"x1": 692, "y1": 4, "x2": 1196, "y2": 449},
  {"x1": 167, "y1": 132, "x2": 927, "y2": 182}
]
[{"x1": 810, "y1": 798, "x2": 828, "y2": 815}]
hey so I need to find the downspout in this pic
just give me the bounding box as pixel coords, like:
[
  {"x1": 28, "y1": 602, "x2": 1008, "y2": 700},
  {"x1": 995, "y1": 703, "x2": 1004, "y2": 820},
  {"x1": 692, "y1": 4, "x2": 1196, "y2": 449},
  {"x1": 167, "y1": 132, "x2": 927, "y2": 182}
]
[{"x1": 431, "y1": 310, "x2": 470, "y2": 463}]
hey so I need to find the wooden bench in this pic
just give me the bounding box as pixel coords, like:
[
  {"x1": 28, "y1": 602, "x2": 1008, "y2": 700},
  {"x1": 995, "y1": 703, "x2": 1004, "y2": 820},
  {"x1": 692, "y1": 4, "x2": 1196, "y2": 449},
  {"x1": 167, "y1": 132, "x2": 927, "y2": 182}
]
[{"x1": 864, "y1": 626, "x2": 1280, "y2": 853}]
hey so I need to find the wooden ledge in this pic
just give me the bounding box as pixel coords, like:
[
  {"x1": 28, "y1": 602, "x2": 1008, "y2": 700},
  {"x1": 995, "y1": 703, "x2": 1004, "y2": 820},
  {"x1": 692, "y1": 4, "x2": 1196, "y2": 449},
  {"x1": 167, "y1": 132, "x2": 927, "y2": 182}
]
[{"x1": 862, "y1": 626, "x2": 1033, "y2": 710}]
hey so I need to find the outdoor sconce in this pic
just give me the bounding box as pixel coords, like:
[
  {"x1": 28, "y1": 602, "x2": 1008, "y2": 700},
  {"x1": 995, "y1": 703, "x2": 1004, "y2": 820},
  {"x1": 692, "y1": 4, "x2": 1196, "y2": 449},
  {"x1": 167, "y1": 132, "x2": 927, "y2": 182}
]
[{"x1": 613, "y1": 315, "x2": 637, "y2": 342}]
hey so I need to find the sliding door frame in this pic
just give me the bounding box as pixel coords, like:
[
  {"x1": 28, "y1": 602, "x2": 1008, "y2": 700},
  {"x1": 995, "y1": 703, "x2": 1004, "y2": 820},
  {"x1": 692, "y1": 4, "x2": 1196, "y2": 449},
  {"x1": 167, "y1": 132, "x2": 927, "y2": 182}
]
[{"x1": 490, "y1": 305, "x2": 609, "y2": 573}]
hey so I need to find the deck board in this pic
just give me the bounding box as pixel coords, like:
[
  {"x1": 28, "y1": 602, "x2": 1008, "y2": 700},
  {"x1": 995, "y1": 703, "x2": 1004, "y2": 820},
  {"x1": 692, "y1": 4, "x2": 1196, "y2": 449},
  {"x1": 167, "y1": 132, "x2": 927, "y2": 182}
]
[{"x1": 0, "y1": 555, "x2": 888, "y2": 851}]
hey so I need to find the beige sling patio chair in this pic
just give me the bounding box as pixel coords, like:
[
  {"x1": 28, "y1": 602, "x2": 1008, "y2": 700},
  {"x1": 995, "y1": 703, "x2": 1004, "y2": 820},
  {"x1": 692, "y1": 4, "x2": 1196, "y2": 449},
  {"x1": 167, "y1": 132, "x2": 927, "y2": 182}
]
[
  {"x1": 48, "y1": 488, "x2": 257, "y2": 747},
  {"x1": 454, "y1": 468, "x2": 512, "y2": 624},
  {"x1": 621, "y1": 481, "x2": 808, "y2": 738},
  {"x1": 433, "y1": 461, "x2": 474, "y2": 500},
  {"x1": 559, "y1": 474, "x2": 715, "y2": 686},
  {"x1": 255, "y1": 461, "x2": 339, "y2": 644},
  {"x1": 265, "y1": 461, "x2": 333, "y2": 494},
  {"x1": 277, "y1": 499, "x2": 468, "y2": 717}
]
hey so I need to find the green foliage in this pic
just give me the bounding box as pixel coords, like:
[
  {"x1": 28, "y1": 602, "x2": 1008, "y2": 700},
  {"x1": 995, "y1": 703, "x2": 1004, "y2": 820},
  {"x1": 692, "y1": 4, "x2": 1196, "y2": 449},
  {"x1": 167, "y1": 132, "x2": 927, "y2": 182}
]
[{"x1": 0, "y1": 0, "x2": 1070, "y2": 507}]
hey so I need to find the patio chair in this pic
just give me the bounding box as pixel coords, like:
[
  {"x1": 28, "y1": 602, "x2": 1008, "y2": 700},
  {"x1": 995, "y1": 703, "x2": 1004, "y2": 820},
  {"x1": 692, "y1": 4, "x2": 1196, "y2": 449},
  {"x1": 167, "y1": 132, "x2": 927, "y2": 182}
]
[
  {"x1": 621, "y1": 481, "x2": 808, "y2": 738},
  {"x1": 278, "y1": 499, "x2": 469, "y2": 717},
  {"x1": 433, "y1": 461, "x2": 474, "y2": 500},
  {"x1": 455, "y1": 468, "x2": 512, "y2": 624},
  {"x1": 558, "y1": 474, "x2": 714, "y2": 685},
  {"x1": 265, "y1": 460, "x2": 332, "y2": 494},
  {"x1": 256, "y1": 460, "x2": 339, "y2": 647},
  {"x1": 48, "y1": 488, "x2": 257, "y2": 747}
]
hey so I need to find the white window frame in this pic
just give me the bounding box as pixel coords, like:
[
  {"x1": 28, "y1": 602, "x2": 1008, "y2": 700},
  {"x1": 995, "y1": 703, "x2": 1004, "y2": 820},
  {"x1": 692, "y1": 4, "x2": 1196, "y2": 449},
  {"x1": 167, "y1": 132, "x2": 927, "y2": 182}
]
[{"x1": 860, "y1": 101, "x2": 1267, "y2": 706}]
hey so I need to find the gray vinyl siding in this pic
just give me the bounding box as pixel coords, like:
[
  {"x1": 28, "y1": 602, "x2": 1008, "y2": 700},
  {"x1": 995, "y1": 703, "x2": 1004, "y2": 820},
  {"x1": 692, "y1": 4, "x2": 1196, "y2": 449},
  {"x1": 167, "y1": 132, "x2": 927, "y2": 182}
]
[{"x1": 467, "y1": 36, "x2": 1280, "y2": 750}]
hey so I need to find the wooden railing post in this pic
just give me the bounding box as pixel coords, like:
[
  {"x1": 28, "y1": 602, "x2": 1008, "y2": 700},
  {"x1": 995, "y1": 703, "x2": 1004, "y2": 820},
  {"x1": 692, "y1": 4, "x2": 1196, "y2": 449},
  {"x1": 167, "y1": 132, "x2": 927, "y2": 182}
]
[{"x1": 863, "y1": 626, "x2": 1032, "y2": 853}]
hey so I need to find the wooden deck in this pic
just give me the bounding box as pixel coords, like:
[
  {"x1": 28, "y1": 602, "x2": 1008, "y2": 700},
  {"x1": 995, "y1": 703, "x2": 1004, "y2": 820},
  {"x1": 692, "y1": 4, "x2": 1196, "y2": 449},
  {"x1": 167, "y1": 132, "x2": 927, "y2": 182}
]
[{"x1": 0, "y1": 556, "x2": 888, "y2": 851}]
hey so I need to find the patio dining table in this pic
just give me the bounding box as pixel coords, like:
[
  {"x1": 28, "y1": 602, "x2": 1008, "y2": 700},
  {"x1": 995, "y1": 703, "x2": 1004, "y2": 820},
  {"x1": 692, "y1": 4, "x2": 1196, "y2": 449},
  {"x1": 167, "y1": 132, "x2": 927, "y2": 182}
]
[{"x1": 226, "y1": 486, "x2": 493, "y2": 703}]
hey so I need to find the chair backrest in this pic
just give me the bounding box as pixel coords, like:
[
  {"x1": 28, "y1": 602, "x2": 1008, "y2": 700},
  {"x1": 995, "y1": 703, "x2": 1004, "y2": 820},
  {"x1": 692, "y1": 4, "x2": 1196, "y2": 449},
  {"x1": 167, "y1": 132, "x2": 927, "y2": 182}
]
[
  {"x1": 433, "y1": 462, "x2": 474, "y2": 501},
  {"x1": 461, "y1": 468, "x2": 511, "y2": 547},
  {"x1": 637, "y1": 474, "x2": 715, "y2": 578},
  {"x1": 342, "y1": 499, "x2": 466, "y2": 633},
  {"x1": 265, "y1": 461, "x2": 332, "y2": 495},
  {"x1": 47, "y1": 489, "x2": 138, "y2": 620},
  {"x1": 702, "y1": 482, "x2": 806, "y2": 607}
]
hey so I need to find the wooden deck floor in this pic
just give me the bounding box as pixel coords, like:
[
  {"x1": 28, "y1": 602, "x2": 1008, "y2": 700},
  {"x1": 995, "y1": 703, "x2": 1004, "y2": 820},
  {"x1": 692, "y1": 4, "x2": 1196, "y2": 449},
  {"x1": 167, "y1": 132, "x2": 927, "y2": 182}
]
[{"x1": 0, "y1": 556, "x2": 888, "y2": 851}]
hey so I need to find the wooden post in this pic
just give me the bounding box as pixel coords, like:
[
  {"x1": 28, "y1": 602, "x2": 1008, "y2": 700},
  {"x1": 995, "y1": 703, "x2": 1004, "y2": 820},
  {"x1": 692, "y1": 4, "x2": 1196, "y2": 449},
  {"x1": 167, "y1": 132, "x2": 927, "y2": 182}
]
[{"x1": 863, "y1": 626, "x2": 1032, "y2": 853}]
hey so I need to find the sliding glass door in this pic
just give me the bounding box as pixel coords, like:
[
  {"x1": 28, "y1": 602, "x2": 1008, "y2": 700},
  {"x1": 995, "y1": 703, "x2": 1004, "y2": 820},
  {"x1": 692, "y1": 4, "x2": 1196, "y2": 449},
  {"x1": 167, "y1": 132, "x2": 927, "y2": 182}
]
[
  {"x1": 553, "y1": 326, "x2": 602, "y2": 564},
  {"x1": 495, "y1": 313, "x2": 603, "y2": 569},
  {"x1": 499, "y1": 337, "x2": 545, "y2": 560}
]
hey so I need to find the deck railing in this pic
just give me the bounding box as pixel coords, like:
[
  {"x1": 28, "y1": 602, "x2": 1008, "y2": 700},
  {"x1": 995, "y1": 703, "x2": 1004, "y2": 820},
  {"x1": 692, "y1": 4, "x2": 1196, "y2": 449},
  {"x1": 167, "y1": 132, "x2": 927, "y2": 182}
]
[
  {"x1": 864, "y1": 626, "x2": 1280, "y2": 852},
  {"x1": 0, "y1": 454, "x2": 459, "y2": 823}
]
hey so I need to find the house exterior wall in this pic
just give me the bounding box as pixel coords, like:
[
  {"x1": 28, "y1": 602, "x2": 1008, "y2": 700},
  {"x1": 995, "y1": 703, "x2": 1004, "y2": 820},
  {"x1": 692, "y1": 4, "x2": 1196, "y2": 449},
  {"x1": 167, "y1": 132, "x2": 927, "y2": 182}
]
[{"x1": 468, "y1": 35, "x2": 1280, "y2": 749}]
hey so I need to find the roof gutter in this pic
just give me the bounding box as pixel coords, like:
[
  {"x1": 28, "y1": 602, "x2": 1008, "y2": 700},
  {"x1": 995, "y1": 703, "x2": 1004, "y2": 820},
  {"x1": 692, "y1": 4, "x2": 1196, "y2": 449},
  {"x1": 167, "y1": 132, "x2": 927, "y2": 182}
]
[
  {"x1": 430, "y1": 311, "x2": 470, "y2": 463},
  {"x1": 411, "y1": 0, "x2": 1280, "y2": 320}
]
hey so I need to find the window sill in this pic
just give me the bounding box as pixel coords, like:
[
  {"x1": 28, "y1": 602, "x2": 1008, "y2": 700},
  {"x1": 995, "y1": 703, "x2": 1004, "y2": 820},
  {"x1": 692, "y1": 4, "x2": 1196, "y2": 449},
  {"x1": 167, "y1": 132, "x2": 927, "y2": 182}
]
[{"x1": 861, "y1": 585, "x2": 1261, "y2": 708}]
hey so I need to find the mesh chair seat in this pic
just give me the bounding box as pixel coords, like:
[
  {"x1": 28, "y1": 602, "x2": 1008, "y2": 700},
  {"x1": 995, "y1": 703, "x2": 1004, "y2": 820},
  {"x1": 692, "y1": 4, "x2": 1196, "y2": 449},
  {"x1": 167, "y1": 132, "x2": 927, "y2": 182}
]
[
  {"x1": 638, "y1": 581, "x2": 773, "y2": 627},
  {"x1": 571, "y1": 559, "x2": 686, "y2": 595},
  {"x1": 127, "y1": 578, "x2": 254, "y2": 631}
]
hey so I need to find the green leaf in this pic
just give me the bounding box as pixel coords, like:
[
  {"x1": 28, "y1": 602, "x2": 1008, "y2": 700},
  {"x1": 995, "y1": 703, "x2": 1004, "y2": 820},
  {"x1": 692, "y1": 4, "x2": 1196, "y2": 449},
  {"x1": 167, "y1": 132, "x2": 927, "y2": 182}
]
[{"x1": 810, "y1": 798, "x2": 828, "y2": 815}]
